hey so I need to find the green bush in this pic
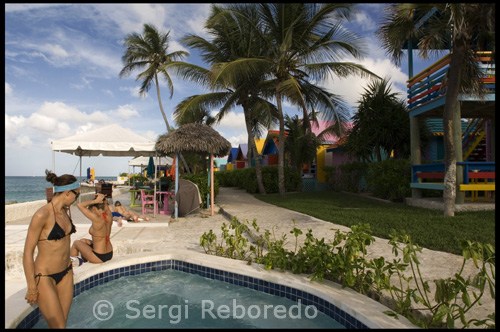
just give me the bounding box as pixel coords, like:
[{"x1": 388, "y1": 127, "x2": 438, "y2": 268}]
[
  {"x1": 130, "y1": 174, "x2": 148, "y2": 185},
  {"x1": 364, "y1": 158, "x2": 411, "y2": 202},
  {"x1": 215, "y1": 170, "x2": 236, "y2": 187},
  {"x1": 323, "y1": 161, "x2": 368, "y2": 193},
  {"x1": 181, "y1": 173, "x2": 219, "y2": 208},
  {"x1": 214, "y1": 166, "x2": 301, "y2": 194}
]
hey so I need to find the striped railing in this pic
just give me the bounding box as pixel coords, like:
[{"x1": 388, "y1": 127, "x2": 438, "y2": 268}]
[{"x1": 407, "y1": 51, "x2": 495, "y2": 110}]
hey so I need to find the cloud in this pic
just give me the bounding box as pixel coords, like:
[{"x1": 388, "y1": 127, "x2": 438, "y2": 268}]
[
  {"x1": 143, "y1": 130, "x2": 159, "y2": 142},
  {"x1": 5, "y1": 82, "x2": 13, "y2": 97},
  {"x1": 211, "y1": 110, "x2": 246, "y2": 130},
  {"x1": 207, "y1": 110, "x2": 250, "y2": 147},
  {"x1": 226, "y1": 133, "x2": 248, "y2": 148},
  {"x1": 103, "y1": 89, "x2": 114, "y2": 96},
  {"x1": 5, "y1": 3, "x2": 72, "y2": 13},
  {"x1": 4, "y1": 101, "x2": 131, "y2": 147},
  {"x1": 91, "y1": 4, "x2": 211, "y2": 40},
  {"x1": 16, "y1": 135, "x2": 34, "y2": 148},
  {"x1": 70, "y1": 77, "x2": 93, "y2": 90},
  {"x1": 324, "y1": 57, "x2": 408, "y2": 114},
  {"x1": 5, "y1": 114, "x2": 26, "y2": 138},
  {"x1": 120, "y1": 86, "x2": 142, "y2": 98},
  {"x1": 26, "y1": 113, "x2": 60, "y2": 133},
  {"x1": 40, "y1": 43, "x2": 69, "y2": 58},
  {"x1": 351, "y1": 11, "x2": 378, "y2": 32},
  {"x1": 37, "y1": 101, "x2": 106, "y2": 124},
  {"x1": 108, "y1": 104, "x2": 140, "y2": 121}
]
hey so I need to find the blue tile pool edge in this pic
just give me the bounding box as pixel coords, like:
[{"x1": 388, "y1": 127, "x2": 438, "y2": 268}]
[{"x1": 15, "y1": 259, "x2": 368, "y2": 329}]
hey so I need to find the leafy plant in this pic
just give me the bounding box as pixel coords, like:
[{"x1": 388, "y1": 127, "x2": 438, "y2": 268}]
[
  {"x1": 200, "y1": 218, "x2": 495, "y2": 329},
  {"x1": 323, "y1": 161, "x2": 368, "y2": 193},
  {"x1": 364, "y1": 158, "x2": 412, "y2": 202}
]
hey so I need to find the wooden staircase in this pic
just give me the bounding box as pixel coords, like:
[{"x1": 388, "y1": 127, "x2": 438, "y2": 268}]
[{"x1": 462, "y1": 118, "x2": 488, "y2": 162}]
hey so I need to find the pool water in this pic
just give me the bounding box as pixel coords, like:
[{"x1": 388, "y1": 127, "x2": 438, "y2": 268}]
[{"x1": 32, "y1": 269, "x2": 345, "y2": 328}]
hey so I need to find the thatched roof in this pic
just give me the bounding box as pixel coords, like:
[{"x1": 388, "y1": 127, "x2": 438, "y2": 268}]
[{"x1": 155, "y1": 123, "x2": 232, "y2": 157}]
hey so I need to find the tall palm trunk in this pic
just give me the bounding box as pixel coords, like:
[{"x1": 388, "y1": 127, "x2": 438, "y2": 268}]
[
  {"x1": 442, "y1": 40, "x2": 467, "y2": 217},
  {"x1": 276, "y1": 87, "x2": 286, "y2": 196},
  {"x1": 155, "y1": 73, "x2": 172, "y2": 132},
  {"x1": 154, "y1": 73, "x2": 191, "y2": 174},
  {"x1": 243, "y1": 106, "x2": 266, "y2": 194}
]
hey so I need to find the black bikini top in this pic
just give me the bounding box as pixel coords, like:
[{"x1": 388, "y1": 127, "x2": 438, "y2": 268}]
[{"x1": 39, "y1": 202, "x2": 76, "y2": 241}]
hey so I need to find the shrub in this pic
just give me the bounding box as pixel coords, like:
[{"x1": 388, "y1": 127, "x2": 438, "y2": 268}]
[
  {"x1": 216, "y1": 170, "x2": 237, "y2": 187},
  {"x1": 364, "y1": 158, "x2": 411, "y2": 202},
  {"x1": 214, "y1": 166, "x2": 301, "y2": 193},
  {"x1": 323, "y1": 161, "x2": 368, "y2": 193}
]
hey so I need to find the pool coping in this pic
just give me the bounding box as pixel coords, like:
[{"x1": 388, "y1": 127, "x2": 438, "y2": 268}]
[{"x1": 6, "y1": 250, "x2": 416, "y2": 329}]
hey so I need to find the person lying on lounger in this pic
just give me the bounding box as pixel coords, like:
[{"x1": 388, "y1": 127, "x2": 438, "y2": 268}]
[
  {"x1": 113, "y1": 201, "x2": 150, "y2": 222},
  {"x1": 108, "y1": 205, "x2": 127, "y2": 227}
]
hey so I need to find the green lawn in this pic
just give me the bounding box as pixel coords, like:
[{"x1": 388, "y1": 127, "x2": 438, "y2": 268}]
[{"x1": 253, "y1": 191, "x2": 495, "y2": 255}]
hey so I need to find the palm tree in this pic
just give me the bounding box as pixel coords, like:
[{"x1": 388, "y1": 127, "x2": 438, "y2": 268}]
[
  {"x1": 344, "y1": 77, "x2": 431, "y2": 163},
  {"x1": 119, "y1": 23, "x2": 192, "y2": 173},
  {"x1": 218, "y1": 3, "x2": 380, "y2": 196},
  {"x1": 377, "y1": 3, "x2": 495, "y2": 216},
  {"x1": 175, "y1": 4, "x2": 278, "y2": 194},
  {"x1": 284, "y1": 114, "x2": 320, "y2": 191}
]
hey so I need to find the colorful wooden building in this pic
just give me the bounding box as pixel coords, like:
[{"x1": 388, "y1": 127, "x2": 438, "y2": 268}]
[
  {"x1": 259, "y1": 122, "x2": 353, "y2": 191},
  {"x1": 261, "y1": 130, "x2": 285, "y2": 167},
  {"x1": 235, "y1": 144, "x2": 248, "y2": 169},
  {"x1": 407, "y1": 52, "x2": 495, "y2": 203},
  {"x1": 225, "y1": 147, "x2": 238, "y2": 170},
  {"x1": 214, "y1": 158, "x2": 228, "y2": 171}
]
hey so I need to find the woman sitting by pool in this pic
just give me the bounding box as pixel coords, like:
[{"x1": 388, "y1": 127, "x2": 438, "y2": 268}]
[{"x1": 70, "y1": 193, "x2": 114, "y2": 263}]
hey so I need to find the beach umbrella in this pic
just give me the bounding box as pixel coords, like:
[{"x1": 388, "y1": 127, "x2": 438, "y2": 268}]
[
  {"x1": 147, "y1": 156, "x2": 155, "y2": 179},
  {"x1": 155, "y1": 123, "x2": 232, "y2": 218}
]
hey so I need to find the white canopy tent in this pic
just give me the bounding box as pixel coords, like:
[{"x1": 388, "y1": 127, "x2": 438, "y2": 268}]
[
  {"x1": 128, "y1": 156, "x2": 173, "y2": 168},
  {"x1": 51, "y1": 124, "x2": 160, "y2": 216}
]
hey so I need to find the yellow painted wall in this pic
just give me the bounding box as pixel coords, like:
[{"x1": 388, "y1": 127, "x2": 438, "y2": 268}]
[{"x1": 316, "y1": 146, "x2": 326, "y2": 183}]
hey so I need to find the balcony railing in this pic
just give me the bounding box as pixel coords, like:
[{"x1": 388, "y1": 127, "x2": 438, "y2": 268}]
[{"x1": 407, "y1": 51, "x2": 495, "y2": 110}]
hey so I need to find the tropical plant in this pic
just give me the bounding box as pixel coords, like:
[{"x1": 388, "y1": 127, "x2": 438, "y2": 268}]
[
  {"x1": 175, "y1": 4, "x2": 278, "y2": 195},
  {"x1": 216, "y1": 3, "x2": 379, "y2": 196},
  {"x1": 377, "y1": 3, "x2": 495, "y2": 216},
  {"x1": 119, "y1": 23, "x2": 192, "y2": 173},
  {"x1": 343, "y1": 77, "x2": 431, "y2": 162},
  {"x1": 284, "y1": 114, "x2": 320, "y2": 191},
  {"x1": 201, "y1": 219, "x2": 495, "y2": 328}
]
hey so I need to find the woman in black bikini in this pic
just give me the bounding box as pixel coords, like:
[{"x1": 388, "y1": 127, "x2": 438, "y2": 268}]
[
  {"x1": 70, "y1": 193, "x2": 114, "y2": 263},
  {"x1": 23, "y1": 170, "x2": 80, "y2": 328}
]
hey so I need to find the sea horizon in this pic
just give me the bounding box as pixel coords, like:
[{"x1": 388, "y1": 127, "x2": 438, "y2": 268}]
[{"x1": 5, "y1": 175, "x2": 120, "y2": 204}]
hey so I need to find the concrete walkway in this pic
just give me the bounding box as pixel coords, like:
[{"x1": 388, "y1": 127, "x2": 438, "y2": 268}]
[{"x1": 5, "y1": 187, "x2": 494, "y2": 327}]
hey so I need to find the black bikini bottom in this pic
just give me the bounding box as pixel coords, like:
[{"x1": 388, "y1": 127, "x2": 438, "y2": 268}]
[
  {"x1": 93, "y1": 250, "x2": 113, "y2": 262},
  {"x1": 35, "y1": 264, "x2": 72, "y2": 285}
]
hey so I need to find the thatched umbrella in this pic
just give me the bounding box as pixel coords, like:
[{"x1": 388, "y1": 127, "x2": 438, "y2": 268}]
[{"x1": 155, "y1": 123, "x2": 232, "y2": 217}]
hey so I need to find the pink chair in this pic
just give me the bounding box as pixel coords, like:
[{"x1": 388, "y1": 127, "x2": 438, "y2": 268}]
[{"x1": 140, "y1": 189, "x2": 158, "y2": 215}]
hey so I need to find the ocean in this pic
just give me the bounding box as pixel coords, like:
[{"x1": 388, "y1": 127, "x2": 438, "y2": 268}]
[{"x1": 5, "y1": 176, "x2": 117, "y2": 204}]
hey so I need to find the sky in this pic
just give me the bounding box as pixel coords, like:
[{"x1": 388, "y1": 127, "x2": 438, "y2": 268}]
[{"x1": 5, "y1": 3, "x2": 445, "y2": 177}]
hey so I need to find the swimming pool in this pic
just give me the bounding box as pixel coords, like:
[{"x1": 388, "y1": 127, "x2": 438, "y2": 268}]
[
  {"x1": 32, "y1": 269, "x2": 344, "y2": 328},
  {"x1": 11, "y1": 251, "x2": 416, "y2": 329}
]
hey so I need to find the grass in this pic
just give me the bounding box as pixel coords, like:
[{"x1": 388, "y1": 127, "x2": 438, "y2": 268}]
[{"x1": 253, "y1": 191, "x2": 495, "y2": 256}]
